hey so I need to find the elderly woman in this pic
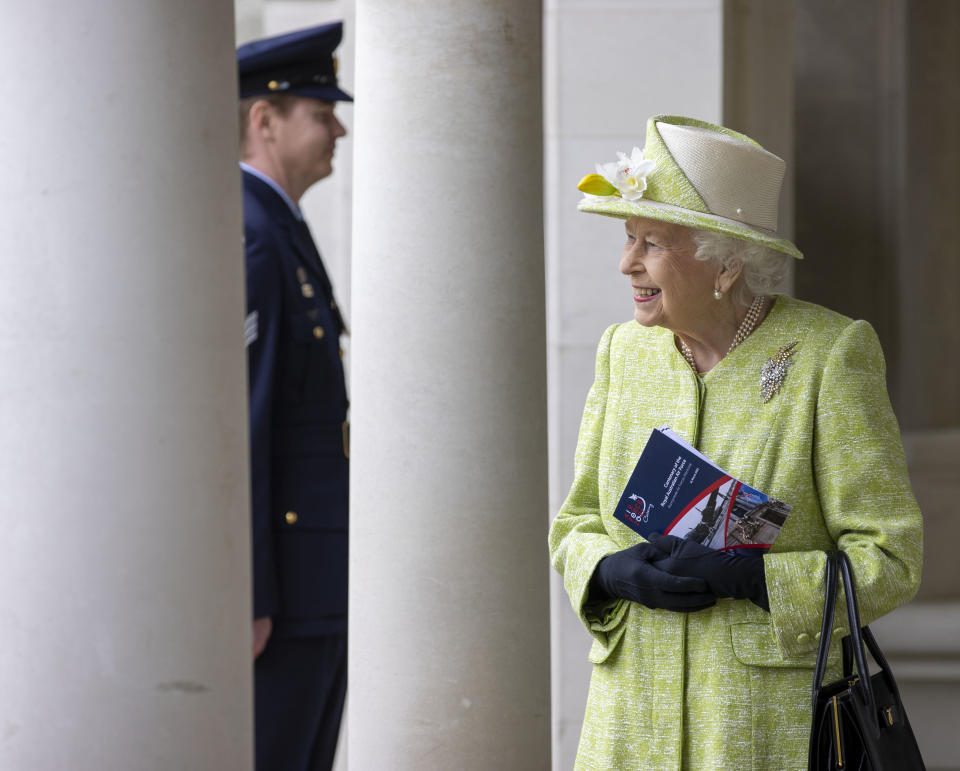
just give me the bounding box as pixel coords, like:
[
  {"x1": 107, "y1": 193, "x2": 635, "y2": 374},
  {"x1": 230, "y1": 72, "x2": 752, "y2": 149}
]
[{"x1": 548, "y1": 115, "x2": 922, "y2": 769}]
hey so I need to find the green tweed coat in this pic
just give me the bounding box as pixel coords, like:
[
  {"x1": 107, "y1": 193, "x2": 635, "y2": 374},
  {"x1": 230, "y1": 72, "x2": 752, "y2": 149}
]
[{"x1": 549, "y1": 295, "x2": 923, "y2": 770}]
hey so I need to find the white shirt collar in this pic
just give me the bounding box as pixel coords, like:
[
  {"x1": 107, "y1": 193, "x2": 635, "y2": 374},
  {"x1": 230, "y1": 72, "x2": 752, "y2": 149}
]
[{"x1": 239, "y1": 162, "x2": 303, "y2": 220}]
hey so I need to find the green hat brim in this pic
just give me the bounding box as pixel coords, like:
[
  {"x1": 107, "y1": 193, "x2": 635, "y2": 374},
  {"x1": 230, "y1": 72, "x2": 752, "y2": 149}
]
[{"x1": 578, "y1": 195, "x2": 803, "y2": 260}]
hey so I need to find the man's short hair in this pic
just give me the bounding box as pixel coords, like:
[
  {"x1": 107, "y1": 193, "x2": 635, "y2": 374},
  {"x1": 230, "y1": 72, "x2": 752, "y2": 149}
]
[{"x1": 238, "y1": 94, "x2": 298, "y2": 151}]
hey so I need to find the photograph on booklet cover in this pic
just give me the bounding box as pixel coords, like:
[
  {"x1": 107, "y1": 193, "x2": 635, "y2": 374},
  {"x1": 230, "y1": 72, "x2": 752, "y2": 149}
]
[{"x1": 614, "y1": 427, "x2": 792, "y2": 554}]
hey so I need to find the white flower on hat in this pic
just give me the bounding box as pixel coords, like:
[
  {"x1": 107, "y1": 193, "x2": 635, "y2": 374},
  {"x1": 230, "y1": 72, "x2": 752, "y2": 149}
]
[
  {"x1": 577, "y1": 147, "x2": 655, "y2": 202},
  {"x1": 597, "y1": 147, "x2": 655, "y2": 202}
]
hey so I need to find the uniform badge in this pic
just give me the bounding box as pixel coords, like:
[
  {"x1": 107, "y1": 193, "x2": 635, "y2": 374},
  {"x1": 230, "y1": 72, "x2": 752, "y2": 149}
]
[{"x1": 244, "y1": 311, "x2": 259, "y2": 347}]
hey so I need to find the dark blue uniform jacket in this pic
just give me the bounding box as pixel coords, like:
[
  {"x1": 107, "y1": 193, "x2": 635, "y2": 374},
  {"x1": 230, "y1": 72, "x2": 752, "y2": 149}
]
[{"x1": 243, "y1": 170, "x2": 348, "y2": 637}]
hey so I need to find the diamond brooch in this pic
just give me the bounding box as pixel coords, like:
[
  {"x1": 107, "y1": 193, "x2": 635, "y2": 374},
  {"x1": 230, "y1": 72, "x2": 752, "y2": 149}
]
[{"x1": 760, "y1": 341, "x2": 799, "y2": 403}]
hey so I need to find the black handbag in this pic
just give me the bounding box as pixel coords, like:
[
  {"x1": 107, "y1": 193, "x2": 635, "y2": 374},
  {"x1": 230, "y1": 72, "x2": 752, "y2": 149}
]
[{"x1": 808, "y1": 550, "x2": 925, "y2": 770}]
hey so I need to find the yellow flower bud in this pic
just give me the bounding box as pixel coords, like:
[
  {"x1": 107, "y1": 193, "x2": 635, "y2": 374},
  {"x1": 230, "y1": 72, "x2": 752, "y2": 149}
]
[{"x1": 577, "y1": 174, "x2": 618, "y2": 197}]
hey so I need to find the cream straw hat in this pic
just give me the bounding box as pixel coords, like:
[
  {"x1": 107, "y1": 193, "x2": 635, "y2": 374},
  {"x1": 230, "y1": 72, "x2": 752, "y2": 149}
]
[{"x1": 577, "y1": 115, "x2": 802, "y2": 259}]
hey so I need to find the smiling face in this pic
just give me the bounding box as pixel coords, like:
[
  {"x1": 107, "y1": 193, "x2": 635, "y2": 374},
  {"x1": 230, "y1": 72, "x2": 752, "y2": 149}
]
[{"x1": 619, "y1": 216, "x2": 719, "y2": 334}]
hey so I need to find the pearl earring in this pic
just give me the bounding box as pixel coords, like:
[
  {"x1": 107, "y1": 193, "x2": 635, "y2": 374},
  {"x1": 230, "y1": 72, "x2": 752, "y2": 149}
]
[{"x1": 713, "y1": 288, "x2": 723, "y2": 300}]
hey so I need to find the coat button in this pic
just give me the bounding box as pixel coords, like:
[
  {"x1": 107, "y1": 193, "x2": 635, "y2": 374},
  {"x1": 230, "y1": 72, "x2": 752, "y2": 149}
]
[
  {"x1": 285, "y1": 511, "x2": 298, "y2": 525},
  {"x1": 313, "y1": 326, "x2": 325, "y2": 339},
  {"x1": 796, "y1": 632, "x2": 810, "y2": 645}
]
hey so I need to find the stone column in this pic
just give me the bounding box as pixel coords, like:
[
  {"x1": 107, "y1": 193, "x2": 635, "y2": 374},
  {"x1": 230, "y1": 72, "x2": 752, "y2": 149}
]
[
  {"x1": 0, "y1": 2, "x2": 252, "y2": 769},
  {"x1": 349, "y1": 1, "x2": 550, "y2": 768}
]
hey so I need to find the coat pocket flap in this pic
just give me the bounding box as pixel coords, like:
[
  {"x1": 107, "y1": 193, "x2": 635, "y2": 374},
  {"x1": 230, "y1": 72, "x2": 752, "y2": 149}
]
[{"x1": 730, "y1": 621, "x2": 819, "y2": 668}]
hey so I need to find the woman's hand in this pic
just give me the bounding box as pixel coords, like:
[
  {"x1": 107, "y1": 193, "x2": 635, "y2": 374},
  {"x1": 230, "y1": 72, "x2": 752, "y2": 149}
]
[
  {"x1": 648, "y1": 533, "x2": 769, "y2": 610},
  {"x1": 591, "y1": 542, "x2": 716, "y2": 612}
]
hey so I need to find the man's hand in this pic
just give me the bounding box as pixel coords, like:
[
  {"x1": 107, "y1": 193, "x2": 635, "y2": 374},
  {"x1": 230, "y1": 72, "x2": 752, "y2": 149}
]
[{"x1": 253, "y1": 616, "x2": 273, "y2": 659}]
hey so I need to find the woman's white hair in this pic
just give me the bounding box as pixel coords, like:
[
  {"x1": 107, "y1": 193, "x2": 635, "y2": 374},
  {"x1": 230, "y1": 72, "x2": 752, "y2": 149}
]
[{"x1": 690, "y1": 230, "x2": 791, "y2": 306}]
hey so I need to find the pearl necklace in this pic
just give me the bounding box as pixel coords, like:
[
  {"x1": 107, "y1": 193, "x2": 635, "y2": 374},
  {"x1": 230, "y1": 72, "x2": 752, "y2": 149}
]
[{"x1": 679, "y1": 295, "x2": 766, "y2": 374}]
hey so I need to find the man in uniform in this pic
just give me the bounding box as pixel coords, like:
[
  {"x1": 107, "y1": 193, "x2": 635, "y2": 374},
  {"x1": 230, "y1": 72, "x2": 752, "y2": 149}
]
[{"x1": 237, "y1": 22, "x2": 351, "y2": 770}]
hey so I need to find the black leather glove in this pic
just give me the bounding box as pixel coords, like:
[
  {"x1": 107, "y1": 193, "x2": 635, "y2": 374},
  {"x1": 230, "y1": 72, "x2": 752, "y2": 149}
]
[
  {"x1": 647, "y1": 532, "x2": 770, "y2": 611},
  {"x1": 590, "y1": 542, "x2": 716, "y2": 612}
]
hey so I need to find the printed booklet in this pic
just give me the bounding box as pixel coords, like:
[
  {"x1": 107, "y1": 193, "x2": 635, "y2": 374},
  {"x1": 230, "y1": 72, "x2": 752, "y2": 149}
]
[{"x1": 614, "y1": 427, "x2": 791, "y2": 555}]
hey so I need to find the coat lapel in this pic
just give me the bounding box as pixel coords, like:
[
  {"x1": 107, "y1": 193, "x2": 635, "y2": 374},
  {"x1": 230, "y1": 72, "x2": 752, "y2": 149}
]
[
  {"x1": 285, "y1": 219, "x2": 347, "y2": 334},
  {"x1": 243, "y1": 170, "x2": 346, "y2": 334}
]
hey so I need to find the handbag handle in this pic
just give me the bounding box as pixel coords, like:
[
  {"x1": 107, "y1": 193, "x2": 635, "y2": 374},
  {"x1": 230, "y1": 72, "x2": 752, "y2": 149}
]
[
  {"x1": 810, "y1": 549, "x2": 838, "y2": 710},
  {"x1": 811, "y1": 550, "x2": 878, "y2": 718},
  {"x1": 836, "y1": 551, "x2": 878, "y2": 717}
]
